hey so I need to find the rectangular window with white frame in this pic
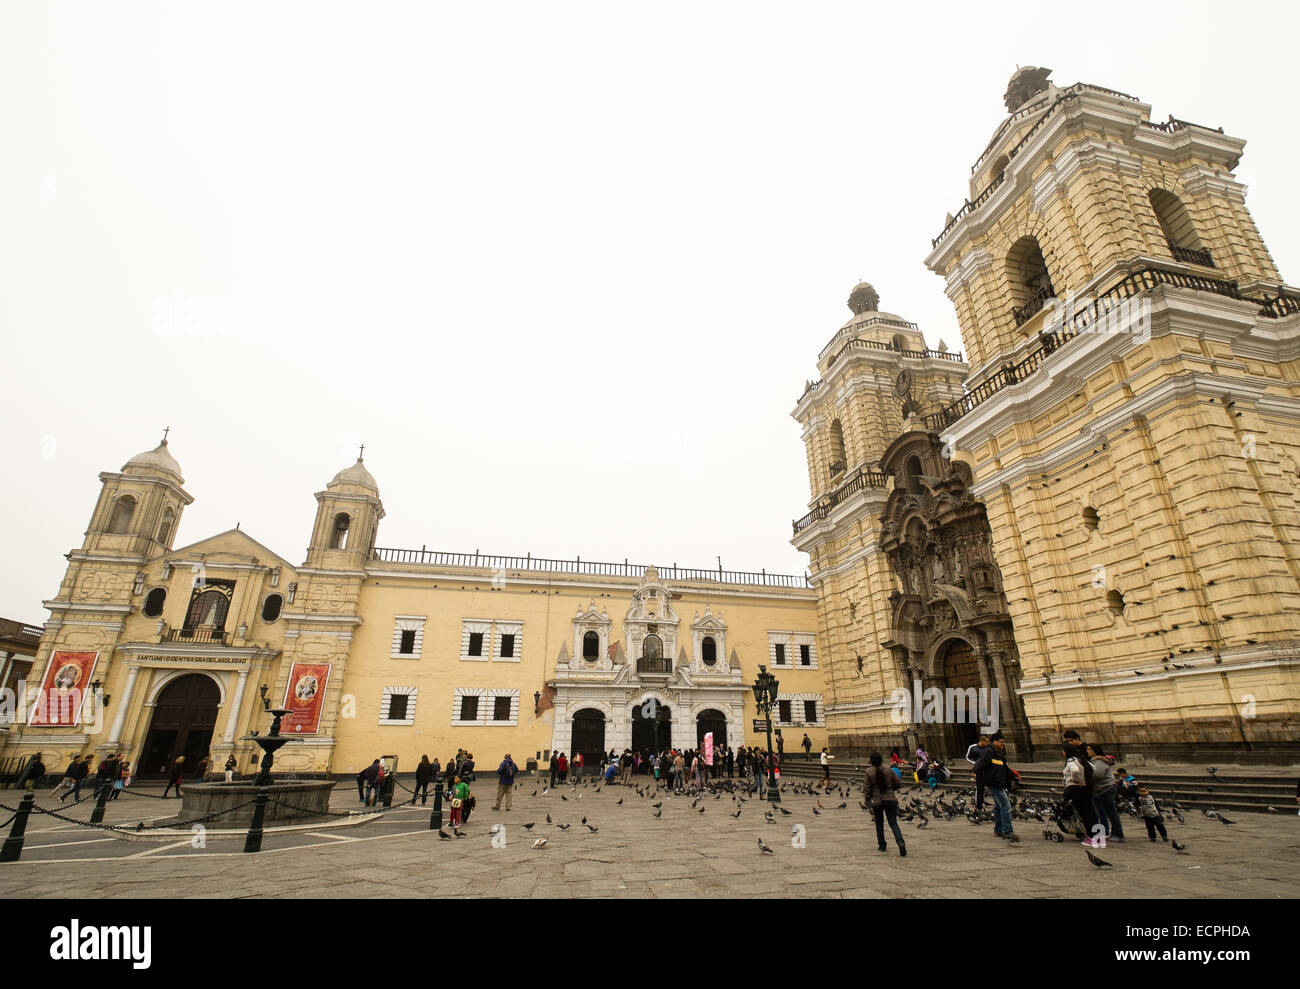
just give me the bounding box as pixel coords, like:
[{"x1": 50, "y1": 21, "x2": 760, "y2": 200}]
[
  {"x1": 794, "y1": 633, "x2": 818, "y2": 670},
  {"x1": 391, "y1": 616, "x2": 426, "y2": 659},
  {"x1": 379, "y1": 686, "x2": 417, "y2": 726},
  {"x1": 452, "y1": 687, "x2": 520, "y2": 727},
  {"x1": 773, "y1": 692, "x2": 823, "y2": 727},
  {"x1": 495, "y1": 621, "x2": 523, "y2": 662},
  {"x1": 460, "y1": 620, "x2": 492, "y2": 662},
  {"x1": 768, "y1": 631, "x2": 793, "y2": 667}
]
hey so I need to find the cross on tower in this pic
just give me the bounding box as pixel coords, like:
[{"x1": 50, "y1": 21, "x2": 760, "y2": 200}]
[
  {"x1": 358, "y1": 443, "x2": 365, "y2": 461},
  {"x1": 162, "y1": 426, "x2": 170, "y2": 443}
]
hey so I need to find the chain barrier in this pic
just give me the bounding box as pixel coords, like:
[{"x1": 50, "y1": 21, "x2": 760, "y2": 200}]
[
  {"x1": 0, "y1": 813, "x2": 15, "y2": 829},
  {"x1": 1, "y1": 798, "x2": 263, "y2": 833}
]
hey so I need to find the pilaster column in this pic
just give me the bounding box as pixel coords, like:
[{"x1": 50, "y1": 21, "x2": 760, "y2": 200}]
[
  {"x1": 107, "y1": 665, "x2": 140, "y2": 746},
  {"x1": 223, "y1": 669, "x2": 250, "y2": 742}
]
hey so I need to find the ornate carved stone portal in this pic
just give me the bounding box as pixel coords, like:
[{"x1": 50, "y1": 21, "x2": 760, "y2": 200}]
[{"x1": 878, "y1": 430, "x2": 1031, "y2": 758}]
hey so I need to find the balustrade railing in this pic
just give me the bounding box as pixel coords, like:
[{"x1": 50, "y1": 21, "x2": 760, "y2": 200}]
[{"x1": 792, "y1": 466, "x2": 890, "y2": 535}]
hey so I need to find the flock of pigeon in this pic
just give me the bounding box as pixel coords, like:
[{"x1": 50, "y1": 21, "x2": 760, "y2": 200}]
[{"x1": 430, "y1": 771, "x2": 1228, "y2": 866}]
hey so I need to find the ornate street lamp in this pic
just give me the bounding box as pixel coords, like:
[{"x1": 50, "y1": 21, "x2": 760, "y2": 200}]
[{"x1": 751, "y1": 665, "x2": 781, "y2": 804}]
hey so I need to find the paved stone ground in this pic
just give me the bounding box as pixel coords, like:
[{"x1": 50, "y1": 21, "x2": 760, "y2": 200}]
[{"x1": 1, "y1": 776, "x2": 1297, "y2": 898}]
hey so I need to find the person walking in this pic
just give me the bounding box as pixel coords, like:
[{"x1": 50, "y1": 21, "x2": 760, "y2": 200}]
[
  {"x1": 162, "y1": 756, "x2": 186, "y2": 798},
  {"x1": 572, "y1": 751, "x2": 584, "y2": 783},
  {"x1": 801, "y1": 733, "x2": 812, "y2": 760},
  {"x1": 224, "y1": 754, "x2": 237, "y2": 783},
  {"x1": 1062, "y1": 743, "x2": 1100, "y2": 845},
  {"x1": 459, "y1": 752, "x2": 475, "y2": 784},
  {"x1": 865, "y1": 751, "x2": 906, "y2": 857},
  {"x1": 62, "y1": 755, "x2": 93, "y2": 803},
  {"x1": 95, "y1": 753, "x2": 118, "y2": 800},
  {"x1": 775, "y1": 731, "x2": 785, "y2": 763},
  {"x1": 50, "y1": 755, "x2": 81, "y2": 800},
  {"x1": 414, "y1": 754, "x2": 434, "y2": 804},
  {"x1": 819, "y1": 747, "x2": 833, "y2": 786},
  {"x1": 112, "y1": 760, "x2": 131, "y2": 800},
  {"x1": 493, "y1": 753, "x2": 518, "y2": 811},
  {"x1": 974, "y1": 733, "x2": 1017, "y2": 841},
  {"x1": 1088, "y1": 744, "x2": 1124, "y2": 843},
  {"x1": 448, "y1": 774, "x2": 470, "y2": 834},
  {"x1": 966, "y1": 734, "x2": 990, "y2": 810},
  {"x1": 1138, "y1": 787, "x2": 1169, "y2": 842},
  {"x1": 18, "y1": 752, "x2": 45, "y2": 792}
]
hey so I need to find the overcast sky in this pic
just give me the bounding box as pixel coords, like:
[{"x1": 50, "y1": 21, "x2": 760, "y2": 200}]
[{"x1": 2, "y1": 2, "x2": 1296, "y2": 622}]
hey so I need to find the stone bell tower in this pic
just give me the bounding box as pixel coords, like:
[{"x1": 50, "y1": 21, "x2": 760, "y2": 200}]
[
  {"x1": 922, "y1": 68, "x2": 1300, "y2": 759},
  {"x1": 790, "y1": 285, "x2": 971, "y2": 756}
]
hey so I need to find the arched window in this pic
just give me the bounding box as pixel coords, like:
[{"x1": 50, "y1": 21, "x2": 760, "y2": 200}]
[
  {"x1": 891, "y1": 335, "x2": 906, "y2": 352},
  {"x1": 829, "y1": 419, "x2": 846, "y2": 475},
  {"x1": 261, "y1": 593, "x2": 283, "y2": 623},
  {"x1": 643, "y1": 634, "x2": 663, "y2": 662},
  {"x1": 330, "y1": 513, "x2": 350, "y2": 549},
  {"x1": 701, "y1": 636, "x2": 717, "y2": 666},
  {"x1": 582, "y1": 630, "x2": 600, "y2": 660},
  {"x1": 142, "y1": 587, "x2": 167, "y2": 618},
  {"x1": 1007, "y1": 235, "x2": 1055, "y2": 325},
  {"x1": 185, "y1": 589, "x2": 229, "y2": 629},
  {"x1": 157, "y1": 507, "x2": 175, "y2": 547},
  {"x1": 1149, "y1": 189, "x2": 1211, "y2": 266},
  {"x1": 108, "y1": 495, "x2": 136, "y2": 534}
]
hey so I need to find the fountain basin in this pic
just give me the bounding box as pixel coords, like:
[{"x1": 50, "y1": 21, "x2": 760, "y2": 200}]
[{"x1": 178, "y1": 780, "x2": 337, "y2": 827}]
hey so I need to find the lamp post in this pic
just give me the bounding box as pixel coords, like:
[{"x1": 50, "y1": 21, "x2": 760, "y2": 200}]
[{"x1": 752, "y1": 665, "x2": 781, "y2": 805}]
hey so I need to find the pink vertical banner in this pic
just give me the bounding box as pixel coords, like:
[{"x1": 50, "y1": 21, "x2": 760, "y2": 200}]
[{"x1": 704, "y1": 732, "x2": 714, "y2": 766}]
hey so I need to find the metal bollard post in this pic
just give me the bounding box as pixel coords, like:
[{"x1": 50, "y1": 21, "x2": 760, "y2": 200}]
[
  {"x1": 243, "y1": 787, "x2": 270, "y2": 854},
  {"x1": 428, "y1": 773, "x2": 446, "y2": 831},
  {"x1": 89, "y1": 783, "x2": 112, "y2": 825},
  {"x1": 381, "y1": 774, "x2": 394, "y2": 809},
  {"x1": 1, "y1": 793, "x2": 36, "y2": 862}
]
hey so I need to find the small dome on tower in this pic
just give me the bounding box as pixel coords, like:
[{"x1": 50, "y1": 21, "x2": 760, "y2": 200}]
[
  {"x1": 848, "y1": 282, "x2": 880, "y2": 315},
  {"x1": 1003, "y1": 65, "x2": 1052, "y2": 112},
  {"x1": 329, "y1": 455, "x2": 379, "y2": 494},
  {"x1": 123, "y1": 438, "x2": 184, "y2": 481}
]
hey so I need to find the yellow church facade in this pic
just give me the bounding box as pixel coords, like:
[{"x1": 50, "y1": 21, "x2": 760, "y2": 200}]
[
  {"x1": 3, "y1": 443, "x2": 826, "y2": 780},
  {"x1": 795, "y1": 69, "x2": 1300, "y2": 762}
]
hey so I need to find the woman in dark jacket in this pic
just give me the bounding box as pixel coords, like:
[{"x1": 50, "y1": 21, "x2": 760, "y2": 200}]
[
  {"x1": 414, "y1": 755, "x2": 433, "y2": 804},
  {"x1": 866, "y1": 751, "x2": 906, "y2": 856},
  {"x1": 162, "y1": 756, "x2": 186, "y2": 798}
]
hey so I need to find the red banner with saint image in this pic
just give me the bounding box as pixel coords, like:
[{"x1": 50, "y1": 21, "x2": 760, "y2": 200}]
[
  {"x1": 28, "y1": 651, "x2": 99, "y2": 726},
  {"x1": 281, "y1": 662, "x2": 330, "y2": 733}
]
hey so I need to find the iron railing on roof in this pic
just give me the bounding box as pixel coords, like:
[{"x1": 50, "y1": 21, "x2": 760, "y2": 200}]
[
  {"x1": 792, "y1": 466, "x2": 890, "y2": 535},
  {"x1": 826, "y1": 336, "x2": 964, "y2": 369},
  {"x1": 921, "y1": 266, "x2": 1288, "y2": 432},
  {"x1": 1169, "y1": 245, "x2": 1214, "y2": 268},
  {"x1": 369, "y1": 548, "x2": 811, "y2": 588}
]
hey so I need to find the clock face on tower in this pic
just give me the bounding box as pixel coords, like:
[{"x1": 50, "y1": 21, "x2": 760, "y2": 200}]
[{"x1": 894, "y1": 369, "x2": 912, "y2": 397}]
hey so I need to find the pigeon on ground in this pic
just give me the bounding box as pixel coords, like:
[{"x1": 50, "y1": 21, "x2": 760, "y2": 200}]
[
  {"x1": 561, "y1": 795, "x2": 568, "y2": 801},
  {"x1": 581, "y1": 816, "x2": 587, "y2": 824},
  {"x1": 522, "y1": 822, "x2": 535, "y2": 830},
  {"x1": 758, "y1": 838, "x2": 773, "y2": 854},
  {"x1": 731, "y1": 810, "x2": 742, "y2": 818},
  {"x1": 837, "y1": 803, "x2": 847, "y2": 810},
  {"x1": 531, "y1": 837, "x2": 548, "y2": 848},
  {"x1": 453, "y1": 830, "x2": 466, "y2": 838},
  {"x1": 1086, "y1": 849, "x2": 1112, "y2": 868},
  {"x1": 617, "y1": 799, "x2": 623, "y2": 806},
  {"x1": 586, "y1": 824, "x2": 598, "y2": 833},
  {"x1": 652, "y1": 809, "x2": 662, "y2": 818},
  {"x1": 438, "y1": 829, "x2": 452, "y2": 840},
  {"x1": 812, "y1": 806, "x2": 821, "y2": 816},
  {"x1": 698, "y1": 807, "x2": 705, "y2": 814},
  {"x1": 546, "y1": 813, "x2": 552, "y2": 824},
  {"x1": 557, "y1": 823, "x2": 570, "y2": 831},
  {"x1": 1172, "y1": 839, "x2": 1188, "y2": 853},
  {"x1": 531, "y1": 790, "x2": 537, "y2": 797},
  {"x1": 778, "y1": 807, "x2": 792, "y2": 816}
]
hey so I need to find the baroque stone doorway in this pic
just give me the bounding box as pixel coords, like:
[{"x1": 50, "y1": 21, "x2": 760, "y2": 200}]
[{"x1": 139, "y1": 673, "x2": 220, "y2": 777}]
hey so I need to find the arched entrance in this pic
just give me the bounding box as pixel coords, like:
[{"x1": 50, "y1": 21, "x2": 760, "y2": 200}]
[
  {"x1": 696, "y1": 709, "x2": 727, "y2": 750},
  {"x1": 139, "y1": 674, "x2": 221, "y2": 777},
  {"x1": 630, "y1": 700, "x2": 672, "y2": 755},
  {"x1": 570, "y1": 709, "x2": 606, "y2": 765},
  {"x1": 938, "y1": 638, "x2": 982, "y2": 757}
]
